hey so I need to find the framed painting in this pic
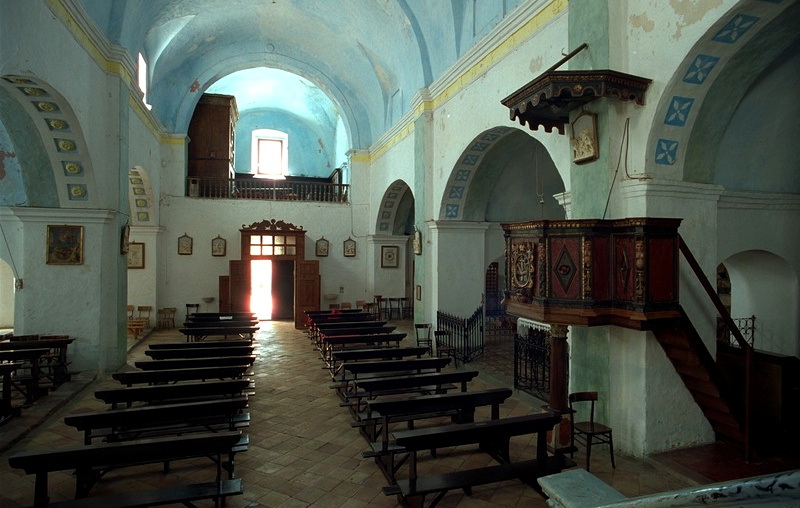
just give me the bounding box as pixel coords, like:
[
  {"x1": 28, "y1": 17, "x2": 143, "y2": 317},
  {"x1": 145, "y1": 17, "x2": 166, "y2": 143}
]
[
  {"x1": 343, "y1": 237, "x2": 356, "y2": 257},
  {"x1": 46, "y1": 225, "x2": 83, "y2": 265},
  {"x1": 211, "y1": 235, "x2": 227, "y2": 257},
  {"x1": 127, "y1": 242, "x2": 145, "y2": 269},
  {"x1": 178, "y1": 234, "x2": 193, "y2": 255},
  {"x1": 316, "y1": 237, "x2": 329, "y2": 257},
  {"x1": 381, "y1": 245, "x2": 399, "y2": 268}
]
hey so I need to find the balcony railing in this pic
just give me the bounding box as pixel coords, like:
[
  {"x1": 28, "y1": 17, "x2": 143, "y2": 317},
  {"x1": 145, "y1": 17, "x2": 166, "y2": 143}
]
[{"x1": 187, "y1": 176, "x2": 349, "y2": 203}]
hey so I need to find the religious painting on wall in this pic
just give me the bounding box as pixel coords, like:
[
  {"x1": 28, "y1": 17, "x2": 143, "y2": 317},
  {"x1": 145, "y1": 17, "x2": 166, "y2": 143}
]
[
  {"x1": 178, "y1": 233, "x2": 193, "y2": 255},
  {"x1": 570, "y1": 111, "x2": 599, "y2": 164},
  {"x1": 316, "y1": 237, "x2": 329, "y2": 257},
  {"x1": 381, "y1": 245, "x2": 399, "y2": 268},
  {"x1": 127, "y1": 242, "x2": 145, "y2": 269},
  {"x1": 343, "y1": 237, "x2": 356, "y2": 257},
  {"x1": 211, "y1": 235, "x2": 227, "y2": 257},
  {"x1": 46, "y1": 225, "x2": 83, "y2": 265}
]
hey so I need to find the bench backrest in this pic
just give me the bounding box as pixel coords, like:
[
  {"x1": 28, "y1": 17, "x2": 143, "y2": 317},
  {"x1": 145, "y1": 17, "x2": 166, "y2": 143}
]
[
  {"x1": 148, "y1": 340, "x2": 252, "y2": 349},
  {"x1": 144, "y1": 346, "x2": 254, "y2": 359},
  {"x1": 64, "y1": 396, "x2": 250, "y2": 431},
  {"x1": 8, "y1": 431, "x2": 242, "y2": 474},
  {"x1": 182, "y1": 320, "x2": 258, "y2": 328},
  {"x1": 134, "y1": 355, "x2": 257, "y2": 370},
  {"x1": 355, "y1": 370, "x2": 479, "y2": 392},
  {"x1": 112, "y1": 365, "x2": 250, "y2": 385},
  {"x1": 344, "y1": 357, "x2": 451, "y2": 375},
  {"x1": 332, "y1": 346, "x2": 428, "y2": 362},
  {"x1": 315, "y1": 321, "x2": 386, "y2": 330},
  {"x1": 319, "y1": 326, "x2": 396, "y2": 336},
  {"x1": 0, "y1": 338, "x2": 74, "y2": 351},
  {"x1": 95, "y1": 378, "x2": 251, "y2": 405},
  {"x1": 368, "y1": 388, "x2": 513, "y2": 417},
  {"x1": 321, "y1": 333, "x2": 406, "y2": 345},
  {"x1": 392, "y1": 412, "x2": 560, "y2": 451}
]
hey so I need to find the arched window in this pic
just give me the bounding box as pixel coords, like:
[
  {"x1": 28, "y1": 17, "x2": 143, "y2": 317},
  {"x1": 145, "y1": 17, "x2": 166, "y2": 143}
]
[{"x1": 251, "y1": 129, "x2": 288, "y2": 178}]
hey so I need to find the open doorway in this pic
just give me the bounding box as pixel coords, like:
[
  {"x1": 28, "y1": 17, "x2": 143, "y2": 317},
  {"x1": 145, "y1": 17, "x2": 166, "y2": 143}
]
[{"x1": 250, "y1": 259, "x2": 295, "y2": 321}]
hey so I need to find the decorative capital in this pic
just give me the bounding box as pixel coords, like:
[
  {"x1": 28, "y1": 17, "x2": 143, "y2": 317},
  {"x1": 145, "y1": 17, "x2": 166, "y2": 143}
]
[{"x1": 549, "y1": 324, "x2": 569, "y2": 339}]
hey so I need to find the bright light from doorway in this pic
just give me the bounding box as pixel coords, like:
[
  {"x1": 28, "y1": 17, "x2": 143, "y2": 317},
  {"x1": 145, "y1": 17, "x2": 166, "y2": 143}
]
[{"x1": 250, "y1": 260, "x2": 272, "y2": 320}]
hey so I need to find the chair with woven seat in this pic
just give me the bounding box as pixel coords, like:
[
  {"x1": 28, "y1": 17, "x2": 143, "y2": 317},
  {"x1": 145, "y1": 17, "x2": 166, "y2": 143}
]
[
  {"x1": 414, "y1": 323, "x2": 432, "y2": 355},
  {"x1": 434, "y1": 330, "x2": 457, "y2": 367},
  {"x1": 569, "y1": 391, "x2": 615, "y2": 471}
]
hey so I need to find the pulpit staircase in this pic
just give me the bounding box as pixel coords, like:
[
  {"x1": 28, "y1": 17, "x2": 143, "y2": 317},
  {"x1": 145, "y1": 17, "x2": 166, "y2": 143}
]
[
  {"x1": 651, "y1": 237, "x2": 753, "y2": 455},
  {"x1": 652, "y1": 309, "x2": 745, "y2": 446}
]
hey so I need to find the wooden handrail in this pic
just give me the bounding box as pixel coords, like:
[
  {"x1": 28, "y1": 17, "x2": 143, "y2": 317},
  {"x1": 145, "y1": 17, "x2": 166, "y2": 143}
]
[{"x1": 678, "y1": 235, "x2": 753, "y2": 460}]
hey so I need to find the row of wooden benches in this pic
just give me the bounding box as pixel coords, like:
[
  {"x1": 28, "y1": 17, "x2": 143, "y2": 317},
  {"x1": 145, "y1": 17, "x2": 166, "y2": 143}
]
[
  {"x1": 7, "y1": 332, "x2": 258, "y2": 507},
  {"x1": 178, "y1": 311, "x2": 260, "y2": 342},
  {"x1": 305, "y1": 310, "x2": 574, "y2": 507}
]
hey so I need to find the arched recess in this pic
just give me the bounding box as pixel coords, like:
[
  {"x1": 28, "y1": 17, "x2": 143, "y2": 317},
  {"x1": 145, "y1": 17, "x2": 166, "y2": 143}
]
[
  {"x1": 375, "y1": 180, "x2": 415, "y2": 235},
  {"x1": 0, "y1": 75, "x2": 98, "y2": 207},
  {"x1": 645, "y1": 0, "x2": 799, "y2": 188},
  {"x1": 722, "y1": 250, "x2": 799, "y2": 357}
]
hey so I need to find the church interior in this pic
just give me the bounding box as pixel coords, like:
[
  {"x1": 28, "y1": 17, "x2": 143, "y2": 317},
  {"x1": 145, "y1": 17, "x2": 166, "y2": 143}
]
[{"x1": 1, "y1": 1, "x2": 799, "y2": 506}]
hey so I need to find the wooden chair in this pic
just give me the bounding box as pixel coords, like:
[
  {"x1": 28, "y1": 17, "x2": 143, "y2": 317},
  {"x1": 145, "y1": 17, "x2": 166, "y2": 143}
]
[
  {"x1": 401, "y1": 297, "x2": 412, "y2": 318},
  {"x1": 329, "y1": 303, "x2": 340, "y2": 310},
  {"x1": 414, "y1": 323, "x2": 432, "y2": 355},
  {"x1": 127, "y1": 304, "x2": 135, "y2": 319},
  {"x1": 569, "y1": 391, "x2": 615, "y2": 471},
  {"x1": 340, "y1": 302, "x2": 352, "y2": 309},
  {"x1": 435, "y1": 330, "x2": 457, "y2": 367},
  {"x1": 355, "y1": 300, "x2": 366, "y2": 310}
]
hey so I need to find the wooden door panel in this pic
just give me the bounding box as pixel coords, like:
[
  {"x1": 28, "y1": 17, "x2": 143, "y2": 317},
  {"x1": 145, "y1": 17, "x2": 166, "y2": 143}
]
[
  {"x1": 229, "y1": 260, "x2": 250, "y2": 312},
  {"x1": 294, "y1": 260, "x2": 319, "y2": 328}
]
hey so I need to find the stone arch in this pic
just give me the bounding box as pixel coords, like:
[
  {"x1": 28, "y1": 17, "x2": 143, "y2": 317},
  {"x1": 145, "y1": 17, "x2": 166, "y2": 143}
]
[
  {"x1": 645, "y1": 0, "x2": 799, "y2": 187},
  {"x1": 128, "y1": 166, "x2": 156, "y2": 226},
  {"x1": 0, "y1": 75, "x2": 98, "y2": 208},
  {"x1": 722, "y1": 249, "x2": 799, "y2": 357},
  {"x1": 439, "y1": 127, "x2": 566, "y2": 222},
  {"x1": 375, "y1": 180, "x2": 414, "y2": 235}
]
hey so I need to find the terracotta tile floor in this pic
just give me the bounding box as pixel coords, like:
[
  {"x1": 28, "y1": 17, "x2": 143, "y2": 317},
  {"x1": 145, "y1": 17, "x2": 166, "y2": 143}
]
[{"x1": 0, "y1": 319, "x2": 786, "y2": 507}]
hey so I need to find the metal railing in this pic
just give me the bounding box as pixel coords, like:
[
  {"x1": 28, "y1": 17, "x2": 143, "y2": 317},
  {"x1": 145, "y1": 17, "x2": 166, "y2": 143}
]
[
  {"x1": 187, "y1": 176, "x2": 349, "y2": 203},
  {"x1": 514, "y1": 322, "x2": 551, "y2": 401},
  {"x1": 717, "y1": 315, "x2": 756, "y2": 348},
  {"x1": 436, "y1": 305, "x2": 485, "y2": 363}
]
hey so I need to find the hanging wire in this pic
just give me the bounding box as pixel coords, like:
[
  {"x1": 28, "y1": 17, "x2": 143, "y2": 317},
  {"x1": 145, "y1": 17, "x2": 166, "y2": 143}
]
[{"x1": 533, "y1": 146, "x2": 546, "y2": 218}]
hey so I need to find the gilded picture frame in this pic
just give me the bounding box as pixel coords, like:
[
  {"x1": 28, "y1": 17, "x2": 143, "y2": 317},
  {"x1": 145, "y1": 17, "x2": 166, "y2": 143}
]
[
  {"x1": 46, "y1": 225, "x2": 83, "y2": 265},
  {"x1": 127, "y1": 242, "x2": 145, "y2": 269}
]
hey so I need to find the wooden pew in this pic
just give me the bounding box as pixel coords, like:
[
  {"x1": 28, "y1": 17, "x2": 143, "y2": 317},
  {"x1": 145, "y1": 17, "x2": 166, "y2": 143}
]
[
  {"x1": 188, "y1": 312, "x2": 257, "y2": 321},
  {"x1": 311, "y1": 320, "x2": 387, "y2": 345},
  {"x1": 383, "y1": 413, "x2": 573, "y2": 505},
  {"x1": 179, "y1": 325, "x2": 259, "y2": 342},
  {"x1": 318, "y1": 332, "x2": 407, "y2": 366},
  {"x1": 360, "y1": 387, "x2": 513, "y2": 444},
  {"x1": 94, "y1": 378, "x2": 253, "y2": 408},
  {"x1": 144, "y1": 345, "x2": 254, "y2": 360},
  {"x1": 328, "y1": 346, "x2": 429, "y2": 379},
  {"x1": 134, "y1": 355, "x2": 256, "y2": 370},
  {"x1": 336, "y1": 357, "x2": 452, "y2": 398},
  {"x1": 0, "y1": 361, "x2": 23, "y2": 423},
  {"x1": 0, "y1": 348, "x2": 51, "y2": 404},
  {"x1": 342, "y1": 369, "x2": 479, "y2": 423},
  {"x1": 148, "y1": 339, "x2": 252, "y2": 349},
  {"x1": 64, "y1": 396, "x2": 250, "y2": 444},
  {"x1": 0, "y1": 337, "x2": 74, "y2": 386},
  {"x1": 8, "y1": 431, "x2": 244, "y2": 508},
  {"x1": 112, "y1": 365, "x2": 250, "y2": 386}
]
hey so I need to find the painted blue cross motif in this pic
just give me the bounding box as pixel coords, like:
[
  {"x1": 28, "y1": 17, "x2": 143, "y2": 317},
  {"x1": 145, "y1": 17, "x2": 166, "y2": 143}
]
[
  {"x1": 470, "y1": 142, "x2": 489, "y2": 152},
  {"x1": 683, "y1": 55, "x2": 720, "y2": 85},
  {"x1": 379, "y1": 222, "x2": 389, "y2": 231},
  {"x1": 462, "y1": 154, "x2": 479, "y2": 165},
  {"x1": 445, "y1": 204, "x2": 460, "y2": 219},
  {"x1": 664, "y1": 96, "x2": 695, "y2": 126},
  {"x1": 381, "y1": 211, "x2": 391, "y2": 219},
  {"x1": 448, "y1": 186, "x2": 464, "y2": 199},
  {"x1": 713, "y1": 14, "x2": 758, "y2": 44},
  {"x1": 655, "y1": 139, "x2": 679, "y2": 166},
  {"x1": 455, "y1": 169, "x2": 471, "y2": 181}
]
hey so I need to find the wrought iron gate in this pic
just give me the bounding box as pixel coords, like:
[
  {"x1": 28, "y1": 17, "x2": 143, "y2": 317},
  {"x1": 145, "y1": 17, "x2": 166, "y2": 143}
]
[{"x1": 514, "y1": 323, "x2": 550, "y2": 401}]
